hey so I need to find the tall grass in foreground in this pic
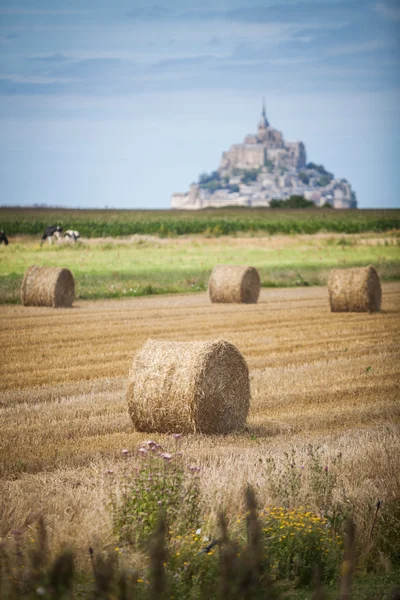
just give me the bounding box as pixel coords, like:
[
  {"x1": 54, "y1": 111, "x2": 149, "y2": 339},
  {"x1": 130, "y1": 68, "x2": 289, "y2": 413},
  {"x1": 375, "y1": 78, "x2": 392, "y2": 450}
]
[
  {"x1": 1, "y1": 493, "x2": 398, "y2": 599},
  {"x1": 1, "y1": 444, "x2": 399, "y2": 599}
]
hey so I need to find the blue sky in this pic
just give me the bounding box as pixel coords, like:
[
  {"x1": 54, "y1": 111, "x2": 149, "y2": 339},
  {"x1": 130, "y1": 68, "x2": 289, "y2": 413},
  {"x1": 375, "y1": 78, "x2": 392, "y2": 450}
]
[{"x1": 0, "y1": 0, "x2": 399, "y2": 209}]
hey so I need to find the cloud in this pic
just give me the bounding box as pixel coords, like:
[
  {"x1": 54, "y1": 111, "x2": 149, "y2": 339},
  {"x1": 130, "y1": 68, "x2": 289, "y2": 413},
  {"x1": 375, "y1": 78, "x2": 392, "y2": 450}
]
[
  {"x1": 124, "y1": 0, "x2": 361, "y2": 26},
  {"x1": 0, "y1": 32, "x2": 19, "y2": 45},
  {"x1": 150, "y1": 55, "x2": 216, "y2": 73},
  {"x1": 209, "y1": 36, "x2": 221, "y2": 46},
  {"x1": 48, "y1": 58, "x2": 139, "y2": 80},
  {"x1": 0, "y1": 78, "x2": 65, "y2": 95},
  {"x1": 1, "y1": 0, "x2": 398, "y2": 99},
  {"x1": 0, "y1": 7, "x2": 88, "y2": 15},
  {"x1": 126, "y1": 5, "x2": 173, "y2": 20},
  {"x1": 28, "y1": 53, "x2": 71, "y2": 63},
  {"x1": 375, "y1": 1, "x2": 400, "y2": 20},
  {"x1": 181, "y1": 1, "x2": 363, "y2": 25},
  {"x1": 324, "y1": 39, "x2": 392, "y2": 56}
]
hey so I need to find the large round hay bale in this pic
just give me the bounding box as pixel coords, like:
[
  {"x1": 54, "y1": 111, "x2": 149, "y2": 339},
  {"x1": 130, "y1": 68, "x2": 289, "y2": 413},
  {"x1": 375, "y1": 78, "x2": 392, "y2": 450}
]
[
  {"x1": 208, "y1": 265, "x2": 260, "y2": 304},
  {"x1": 127, "y1": 339, "x2": 250, "y2": 434},
  {"x1": 20, "y1": 265, "x2": 75, "y2": 308},
  {"x1": 328, "y1": 266, "x2": 381, "y2": 313}
]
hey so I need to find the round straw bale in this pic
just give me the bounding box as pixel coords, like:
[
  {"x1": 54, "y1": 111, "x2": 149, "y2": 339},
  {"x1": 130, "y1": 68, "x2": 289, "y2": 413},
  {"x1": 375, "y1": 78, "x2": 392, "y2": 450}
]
[
  {"x1": 127, "y1": 339, "x2": 250, "y2": 434},
  {"x1": 20, "y1": 265, "x2": 75, "y2": 308},
  {"x1": 328, "y1": 266, "x2": 381, "y2": 313},
  {"x1": 208, "y1": 265, "x2": 260, "y2": 303}
]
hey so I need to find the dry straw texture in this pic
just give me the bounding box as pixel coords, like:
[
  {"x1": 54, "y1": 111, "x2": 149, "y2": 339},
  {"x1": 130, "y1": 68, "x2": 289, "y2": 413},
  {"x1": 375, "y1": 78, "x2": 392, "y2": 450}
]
[
  {"x1": 208, "y1": 265, "x2": 261, "y2": 303},
  {"x1": 127, "y1": 339, "x2": 250, "y2": 434},
  {"x1": 328, "y1": 265, "x2": 381, "y2": 313},
  {"x1": 20, "y1": 265, "x2": 75, "y2": 308}
]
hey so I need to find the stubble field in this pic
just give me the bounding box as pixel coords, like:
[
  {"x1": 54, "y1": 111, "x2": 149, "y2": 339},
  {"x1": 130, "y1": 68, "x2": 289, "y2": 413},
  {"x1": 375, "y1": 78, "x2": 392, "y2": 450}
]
[{"x1": 1, "y1": 280, "x2": 399, "y2": 589}]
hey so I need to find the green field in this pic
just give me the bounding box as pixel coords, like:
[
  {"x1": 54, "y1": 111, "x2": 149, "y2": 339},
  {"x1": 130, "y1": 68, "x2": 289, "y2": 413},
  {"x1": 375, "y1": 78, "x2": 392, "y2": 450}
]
[
  {"x1": 1, "y1": 232, "x2": 399, "y2": 303},
  {"x1": 1, "y1": 206, "x2": 399, "y2": 236}
]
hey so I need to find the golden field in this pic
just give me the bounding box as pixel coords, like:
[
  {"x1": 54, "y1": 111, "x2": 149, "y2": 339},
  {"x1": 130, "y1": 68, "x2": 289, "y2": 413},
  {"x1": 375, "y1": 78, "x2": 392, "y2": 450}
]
[{"x1": 0, "y1": 282, "x2": 399, "y2": 570}]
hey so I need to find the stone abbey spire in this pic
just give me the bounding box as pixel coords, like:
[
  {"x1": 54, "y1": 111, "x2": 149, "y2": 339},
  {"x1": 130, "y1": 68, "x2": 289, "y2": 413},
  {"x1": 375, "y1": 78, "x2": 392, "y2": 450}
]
[
  {"x1": 257, "y1": 98, "x2": 270, "y2": 142},
  {"x1": 259, "y1": 98, "x2": 269, "y2": 129}
]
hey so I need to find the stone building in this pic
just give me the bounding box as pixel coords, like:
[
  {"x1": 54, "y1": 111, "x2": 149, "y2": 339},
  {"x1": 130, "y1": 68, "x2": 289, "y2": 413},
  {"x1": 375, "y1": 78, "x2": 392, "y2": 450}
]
[
  {"x1": 219, "y1": 100, "x2": 306, "y2": 173},
  {"x1": 171, "y1": 102, "x2": 357, "y2": 210}
]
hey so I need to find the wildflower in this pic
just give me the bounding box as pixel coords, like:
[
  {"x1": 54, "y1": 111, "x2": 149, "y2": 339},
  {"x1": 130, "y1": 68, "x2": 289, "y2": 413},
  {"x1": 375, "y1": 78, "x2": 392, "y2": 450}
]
[
  {"x1": 144, "y1": 440, "x2": 157, "y2": 448},
  {"x1": 36, "y1": 588, "x2": 46, "y2": 597},
  {"x1": 196, "y1": 528, "x2": 201, "y2": 535},
  {"x1": 121, "y1": 449, "x2": 129, "y2": 455},
  {"x1": 138, "y1": 448, "x2": 148, "y2": 455},
  {"x1": 106, "y1": 469, "x2": 114, "y2": 474},
  {"x1": 173, "y1": 433, "x2": 182, "y2": 440},
  {"x1": 157, "y1": 500, "x2": 162, "y2": 506},
  {"x1": 137, "y1": 579, "x2": 144, "y2": 583},
  {"x1": 189, "y1": 466, "x2": 200, "y2": 473},
  {"x1": 160, "y1": 452, "x2": 172, "y2": 461}
]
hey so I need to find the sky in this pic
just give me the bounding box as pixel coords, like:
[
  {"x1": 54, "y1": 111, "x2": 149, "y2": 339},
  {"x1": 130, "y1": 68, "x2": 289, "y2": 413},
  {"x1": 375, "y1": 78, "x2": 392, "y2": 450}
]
[{"x1": 0, "y1": 0, "x2": 399, "y2": 209}]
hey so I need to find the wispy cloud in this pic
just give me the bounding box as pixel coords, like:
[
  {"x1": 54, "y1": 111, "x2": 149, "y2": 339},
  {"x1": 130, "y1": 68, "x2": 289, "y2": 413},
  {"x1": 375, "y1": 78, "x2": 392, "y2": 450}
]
[
  {"x1": 125, "y1": 0, "x2": 362, "y2": 25},
  {"x1": 0, "y1": 7, "x2": 88, "y2": 15},
  {"x1": 0, "y1": 78, "x2": 64, "y2": 95},
  {"x1": 324, "y1": 39, "x2": 392, "y2": 56},
  {"x1": 0, "y1": 0, "x2": 398, "y2": 99},
  {"x1": 150, "y1": 55, "x2": 216, "y2": 73},
  {"x1": 126, "y1": 5, "x2": 173, "y2": 20},
  {"x1": 47, "y1": 58, "x2": 139, "y2": 80},
  {"x1": 0, "y1": 32, "x2": 19, "y2": 45},
  {"x1": 28, "y1": 53, "x2": 71, "y2": 63},
  {"x1": 374, "y1": 1, "x2": 400, "y2": 20}
]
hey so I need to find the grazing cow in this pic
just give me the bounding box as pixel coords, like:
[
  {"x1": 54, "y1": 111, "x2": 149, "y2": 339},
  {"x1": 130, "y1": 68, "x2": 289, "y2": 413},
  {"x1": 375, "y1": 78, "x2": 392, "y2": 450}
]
[
  {"x1": 64, "y1": 230, "x2": 80, "y2": 243},
  {"x1": 0, "y1": 231, "x2": 9, "y2": 245},
  {"x1": 41, "y1": 225, "x2": 62, "y2": 245}
]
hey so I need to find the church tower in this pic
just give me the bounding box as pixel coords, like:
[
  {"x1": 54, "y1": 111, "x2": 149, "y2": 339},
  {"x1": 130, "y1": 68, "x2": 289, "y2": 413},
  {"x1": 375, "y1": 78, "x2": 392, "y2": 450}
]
[{"x1": 258, "y1": 98, "x2": 269, "y2": 140}]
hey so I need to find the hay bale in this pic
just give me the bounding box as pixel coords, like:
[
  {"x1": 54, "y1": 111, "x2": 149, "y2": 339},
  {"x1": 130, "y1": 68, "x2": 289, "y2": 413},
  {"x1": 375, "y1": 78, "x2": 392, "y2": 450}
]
[
  {"x1": 20, "y1": 265, "x2": 75, "y2": 308},
  {"x1": 208, "y1": 265, "x2": 260, "y2": 303},
  {"x1": 127, "y1": 339, "x2": 250, "y2": 434},
  {"x1": 328, "y1": 266, "x2": 381, "y2": 313}
]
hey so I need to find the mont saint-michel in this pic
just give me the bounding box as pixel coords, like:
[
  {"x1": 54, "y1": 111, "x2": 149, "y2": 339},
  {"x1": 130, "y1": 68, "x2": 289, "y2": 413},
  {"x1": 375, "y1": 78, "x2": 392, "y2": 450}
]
[{"x1": 171, "y1": 103, "x2": 357, "y2": 210}]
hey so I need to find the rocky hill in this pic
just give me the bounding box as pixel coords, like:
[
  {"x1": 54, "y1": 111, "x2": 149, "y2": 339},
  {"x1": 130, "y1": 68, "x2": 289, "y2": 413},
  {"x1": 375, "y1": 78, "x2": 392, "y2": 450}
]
[{"x1": 171, "y1": 102, "x2": 357, "y2": 210}]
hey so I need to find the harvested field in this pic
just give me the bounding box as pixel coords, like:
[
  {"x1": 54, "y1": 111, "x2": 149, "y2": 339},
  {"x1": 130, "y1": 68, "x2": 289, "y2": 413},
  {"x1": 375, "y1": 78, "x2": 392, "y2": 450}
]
[{"x1": 0, "y1": 283, "x2": 399, "y2": 569}]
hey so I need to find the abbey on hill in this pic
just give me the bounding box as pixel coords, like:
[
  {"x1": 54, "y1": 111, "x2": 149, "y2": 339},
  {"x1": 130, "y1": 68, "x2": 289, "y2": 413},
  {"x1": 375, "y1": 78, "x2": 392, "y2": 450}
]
[{"x1": 171, "y1": 102, "x2": 357, "y2": 210}]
